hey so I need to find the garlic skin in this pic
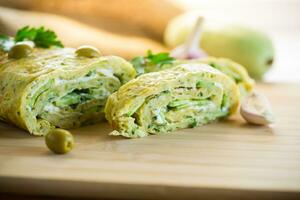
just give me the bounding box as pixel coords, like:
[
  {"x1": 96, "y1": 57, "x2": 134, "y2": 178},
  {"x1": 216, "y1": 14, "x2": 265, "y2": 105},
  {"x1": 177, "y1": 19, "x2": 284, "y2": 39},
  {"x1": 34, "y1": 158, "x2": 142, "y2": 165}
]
[
  {"x1": 240, "y1": 91, "x2": 274, "y2": 125},
  {"x1": 170, "y1": 16, "x2": 207, "y2": 60}
]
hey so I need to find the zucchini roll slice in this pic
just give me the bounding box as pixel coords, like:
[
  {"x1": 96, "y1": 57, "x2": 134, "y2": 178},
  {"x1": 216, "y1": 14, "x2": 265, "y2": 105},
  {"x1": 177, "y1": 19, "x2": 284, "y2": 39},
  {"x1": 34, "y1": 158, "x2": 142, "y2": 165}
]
[
  {"x1": 194, "y1": 57, "x2": 254, "y2": 95},
  {"x1": 105, "y1": 63, "x2": 240, "y2": 138},
  {"x1": 0, "y1": 48, "x2": 135, "y2": 135},
  {"x1": 132, "y1": 55, "x2": 254, "y2": 95}
]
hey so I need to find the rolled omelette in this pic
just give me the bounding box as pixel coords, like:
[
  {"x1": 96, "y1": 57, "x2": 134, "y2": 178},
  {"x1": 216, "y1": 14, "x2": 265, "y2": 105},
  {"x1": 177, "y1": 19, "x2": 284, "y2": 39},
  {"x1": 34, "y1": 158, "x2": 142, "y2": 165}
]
[
  {"x1": 0, "y1": 48, "x2": 135, "y2": 135},
  {"x1": 105, "y1": 63, "x2": 240, "y2": 138},
  {"x1": 193, "y1": 57, "x2": 254, "y2": 96},
  {"x1": 135, "y1": 56, "x2": 254, "y2": 95}
]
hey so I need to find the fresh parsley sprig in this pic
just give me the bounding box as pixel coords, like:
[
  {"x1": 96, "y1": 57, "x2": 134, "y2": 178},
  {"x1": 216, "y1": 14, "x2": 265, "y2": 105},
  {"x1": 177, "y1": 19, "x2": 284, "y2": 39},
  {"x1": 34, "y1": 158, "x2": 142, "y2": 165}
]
[
  {"x1": 0, "y1": 26, "x2": 63, "y2": 52},
  {"x1": 15, "y1": 26, "x2": 63, "y2": 48},
  {"x1": 146, "y1": 50, "x2": 175, "y2": 65},
  {"x1": 131, "y1": 50, "x2": 175, "y2": 76}
]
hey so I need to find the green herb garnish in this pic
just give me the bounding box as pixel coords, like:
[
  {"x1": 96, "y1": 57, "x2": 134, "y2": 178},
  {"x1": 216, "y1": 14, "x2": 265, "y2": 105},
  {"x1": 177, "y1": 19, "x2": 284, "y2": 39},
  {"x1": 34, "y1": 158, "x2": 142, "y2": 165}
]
[
  {"x1": 146, "y1": 50, "x2": 175, "y2": 65},
  {"x1": 15, "y1": 26, "x2": 63, "y2": 48},
  {"x1": 0, "y1": 26, "x2": 63, "y2": 52},
  {"x1": 131, "y1": 50, "x2": 175, "y2": 76}
]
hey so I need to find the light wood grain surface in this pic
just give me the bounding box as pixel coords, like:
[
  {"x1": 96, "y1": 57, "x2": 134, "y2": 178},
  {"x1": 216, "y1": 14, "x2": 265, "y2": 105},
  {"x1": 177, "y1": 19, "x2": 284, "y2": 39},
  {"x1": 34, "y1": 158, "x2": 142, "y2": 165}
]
[{"x1": 0, "y1": 83, "x2": 300, "y2": 200}]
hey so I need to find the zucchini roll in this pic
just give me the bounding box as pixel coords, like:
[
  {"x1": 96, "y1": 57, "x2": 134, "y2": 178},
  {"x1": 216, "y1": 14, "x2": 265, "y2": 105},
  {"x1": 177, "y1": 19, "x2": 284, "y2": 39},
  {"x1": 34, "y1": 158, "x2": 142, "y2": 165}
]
[
  {"x1": 194, "y1": 57, "x2": 254, "y2": 95},
  {"x1": 132, "y1": 54, "x2": 254, "y2": 95},
  {"x1": 105, "y1": 63, "x2": 240, "y2": 138},
  {"x1": 0, "y1": 48, "x2": 135, "y2": 135}
]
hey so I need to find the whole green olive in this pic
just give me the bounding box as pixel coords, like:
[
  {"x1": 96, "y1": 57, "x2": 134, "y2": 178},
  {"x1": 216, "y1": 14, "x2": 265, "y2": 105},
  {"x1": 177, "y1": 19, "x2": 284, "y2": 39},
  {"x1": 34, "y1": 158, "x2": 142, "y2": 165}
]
[
  {"x1": 8, "y1": 41, "x2": 35, "y2": 59},
  {"x1": 75, "y1": 45, "x2": 101, "y2": 58},
  {"x1": 45, "y1": 128, "x2": 74, "y2": 154}
]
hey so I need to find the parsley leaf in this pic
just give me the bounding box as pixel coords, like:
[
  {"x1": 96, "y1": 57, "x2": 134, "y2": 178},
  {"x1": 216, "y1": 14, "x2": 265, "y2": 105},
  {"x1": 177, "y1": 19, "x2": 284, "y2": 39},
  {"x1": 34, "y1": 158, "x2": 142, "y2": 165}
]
[
  {"x1": 146, "y1": 50, "x2": 175, "y2": 65},
  {"x1": 0, "y1": 26, "x2": 64, "y2": 52},
  {"x1": 14, "y1": 26, "x2": 37, "y2": 42},
  {"x1": 131, "y1": 50, "x2": 175, "y2": 76},
  {"x1": 15, "y1": 26, "x2": 63, "y2": 48}
]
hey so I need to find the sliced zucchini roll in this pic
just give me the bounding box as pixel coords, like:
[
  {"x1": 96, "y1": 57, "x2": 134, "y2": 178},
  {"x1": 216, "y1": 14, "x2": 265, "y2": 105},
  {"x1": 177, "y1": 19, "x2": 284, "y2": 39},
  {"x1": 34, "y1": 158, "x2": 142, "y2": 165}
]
[
  {"x1": 189, "y1": 57, "x2": 254, "y2": 96},
  {"x1": 0, "y1": 48, "x2": 135, "y2": 135},
  {"x1": 131, "y1": 52, "x2": 254, "y2": 95},
  {"x1": 105, "y1": 63, "x2": 240, "y2": 138}
]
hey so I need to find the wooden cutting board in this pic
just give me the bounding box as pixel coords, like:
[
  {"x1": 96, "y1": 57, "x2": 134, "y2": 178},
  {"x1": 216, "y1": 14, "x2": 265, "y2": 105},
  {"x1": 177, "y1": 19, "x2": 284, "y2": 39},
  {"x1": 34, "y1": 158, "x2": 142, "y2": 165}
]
[{"x1": 0, "y1": 83, "x2": 300, "y2": 200}]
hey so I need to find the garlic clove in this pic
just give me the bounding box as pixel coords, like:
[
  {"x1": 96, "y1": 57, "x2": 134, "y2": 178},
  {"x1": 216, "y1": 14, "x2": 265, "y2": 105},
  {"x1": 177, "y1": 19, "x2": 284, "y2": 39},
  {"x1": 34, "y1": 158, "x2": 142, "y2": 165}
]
[{"x1": 240, "y1": 91, "x2": 274, "y2": 125}]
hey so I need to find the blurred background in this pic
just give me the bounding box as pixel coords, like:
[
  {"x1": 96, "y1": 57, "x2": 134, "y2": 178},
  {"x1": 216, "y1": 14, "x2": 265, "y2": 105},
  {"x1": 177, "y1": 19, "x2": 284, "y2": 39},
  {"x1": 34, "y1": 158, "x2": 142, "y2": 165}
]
[
  {"x1": 178, "y1": 0, "x2": 300, "y2": 82},
  {"x1": 0, "y1": 0, "x2": 299, "y2": 82}
]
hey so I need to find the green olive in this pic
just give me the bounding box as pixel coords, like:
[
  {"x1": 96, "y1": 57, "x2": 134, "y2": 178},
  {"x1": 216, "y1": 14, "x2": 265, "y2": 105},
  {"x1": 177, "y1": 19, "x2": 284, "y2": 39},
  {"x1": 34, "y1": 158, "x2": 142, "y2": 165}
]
[
  {"x1": 75, "y1": 45, "x2": 101, "y2": 58},
  {"x1": 45, "y1": 128, "x2": 74, "y2": 154},
  {"x1": 8, "y1": 41, "x2": 35, "y2": 59}
]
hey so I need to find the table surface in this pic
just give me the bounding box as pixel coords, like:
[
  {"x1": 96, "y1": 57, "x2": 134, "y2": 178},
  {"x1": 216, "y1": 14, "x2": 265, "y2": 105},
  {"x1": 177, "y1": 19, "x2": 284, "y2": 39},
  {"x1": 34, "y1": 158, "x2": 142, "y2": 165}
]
[
  {"x1": 0, "y1": 83, "x2": 300, "y2": 200},
  {"x1": 1, "y1": 1, "x2": 300, "y2": 199}
]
